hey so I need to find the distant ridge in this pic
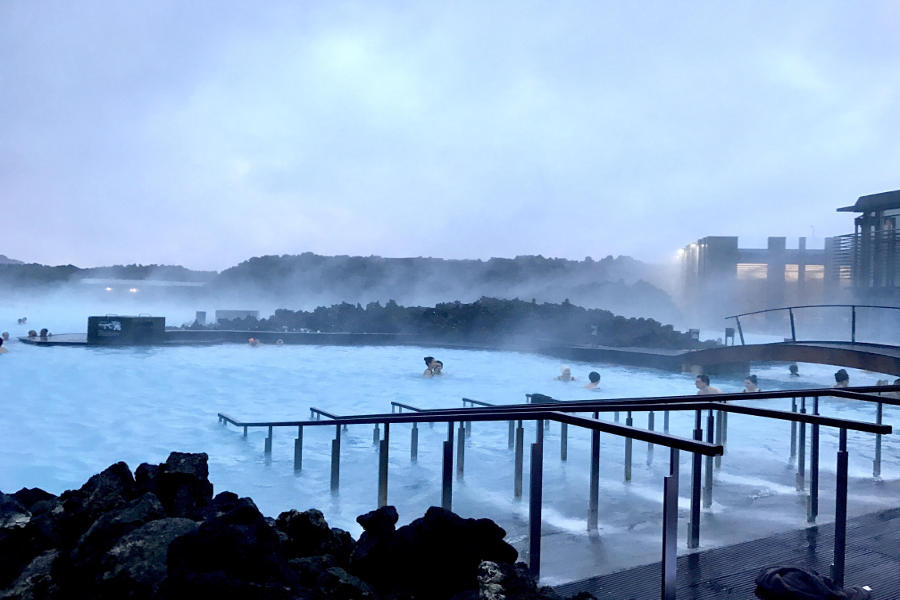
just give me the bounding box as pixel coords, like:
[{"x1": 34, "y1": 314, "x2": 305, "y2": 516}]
[{"x1": 0, "y1": 254, "x2": 23, "y2": 264}]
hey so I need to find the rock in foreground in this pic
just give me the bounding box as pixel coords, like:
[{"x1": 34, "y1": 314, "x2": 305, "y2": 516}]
[{"x1": 0, "y1": 452, "x2": 588, "y2": 600}]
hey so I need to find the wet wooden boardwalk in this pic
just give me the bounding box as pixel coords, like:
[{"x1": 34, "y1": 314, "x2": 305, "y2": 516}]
[{"x1": 553, "y1": 507, "x2": 900, "y2": 600}]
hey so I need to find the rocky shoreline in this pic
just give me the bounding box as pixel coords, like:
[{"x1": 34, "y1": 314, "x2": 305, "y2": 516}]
[{"x1": 0, "y1": 452, "x2": 593, "y2": 599}]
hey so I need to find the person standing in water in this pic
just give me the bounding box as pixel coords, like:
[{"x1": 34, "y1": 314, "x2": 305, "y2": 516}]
[
  {"x1": 555, "y1": 367, "x2": 575, "y2": 382},
  {"x1": 834, "y1": 369, "x2": 850, "y2": 388},
  {"x1": 743, "y1": 374, "x2": 760, "y2": 392},
  {"x1": 695, "y1": 374, "x2": 722, "y2": 394}
]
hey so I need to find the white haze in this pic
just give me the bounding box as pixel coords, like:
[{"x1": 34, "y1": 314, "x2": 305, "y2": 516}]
[{"x1": 2, "y1": 1, "x2": 899, "y2": 269}]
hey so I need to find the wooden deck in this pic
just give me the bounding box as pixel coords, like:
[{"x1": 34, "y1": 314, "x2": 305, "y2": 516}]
[{"x1": 553, "y1": 507, "x2": 900, "y2": 599}]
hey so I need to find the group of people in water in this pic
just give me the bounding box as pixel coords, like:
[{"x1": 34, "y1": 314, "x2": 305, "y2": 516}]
[
  {"x1": 423, "y1": 356, "x2": 443, "y2": 377},
  {"x1": 0, "y1": 329, "x2": 51, "y2": 354},
  {"x1": 555, "y1": 367, "x2": 602, "y2": 389}
]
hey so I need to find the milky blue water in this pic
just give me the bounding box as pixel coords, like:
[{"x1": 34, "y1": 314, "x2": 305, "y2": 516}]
[{"x1": 1, "y1": 317, "x2": 898, "y2": 583}]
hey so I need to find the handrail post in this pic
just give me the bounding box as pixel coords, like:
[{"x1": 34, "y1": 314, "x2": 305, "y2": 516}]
[
  {"x1": 264, "y1": 425, "x2": 273, "y2": 460},
  {"x1": 378, "y1": 423, "x2": 390, "y2": 507},
  {"x1": 703, "y1": 409, "x2": 714, "y2": 508},
  {"x1": 560, "y1": 422, "x2": 568, "y2": 461},
  {"x1": 851, "y1": 305, "x2": 856, "y2": 343},
  {"x1": 735, "y1": 316, "x2": 745, "y2": 345},
  {"x1": 874, "y1": 402, "x2": 883, "y2": 478},
  {"x1": 331, "y1": 424, "x2": 341, "y2": 493},
  {"x1": 796, "y1": 397, "x2": 806, "y2": 491},
  {"x1": 647, "y1": 411, "x2": 655, "y2": 466},
  {"x1": 624, "y1": 411, "x2": 633, "y2": 481},
  {"x1": 661, "y1": 448, "x2": 680, "y2": 600},
  {"x1": 373, "y1": 423, "x2": 380, "y2": 447},
  {"x1": 831, "y1": 429, "x2": 849, "y2": 588},
  {"x1": 411, "y1": 422, "x2": 418, "y2": 463},
  {"x1": 508, "y1": 420, "x2": 515, "y2": 450},
  {"x1": 714, "y1": 409, "x2": 723, "y2": 469},
  {"x1": 528, "y1": 419, "x2": 545, "y2": 579},
  {"x1": 664, "y1": 410, "x2": 670, "y2": 433},
  {"x1": 790, "y1": 397, "x2": 797, "y2": 462},
  {"x1": 514, "y1": 420, "x2": 525, "y2": 498},
  {"x1": 808, "y1": 397, "x2": 819, "y2": 523},
  {"x1": 588, "y1": 411, "x2": 600, "y2": 532},
  {"x1": 293, "y1": 426, "x2": 303, "y2": 472},
  {"x1": 789, "y1": 307, "x2": 796, "y2": 342},
  {"x1": 688, "y1": 410, "x2": 702, "y2": 548},
  {"x1": 457, "y1": 422, "x2": 466, "y2": 478},
  {"x1": 243, "y1": 425, "x2": 248, "y2": 438},
  {"x1": 442, "y1": 421, "x2": 454, "y2": 510}
]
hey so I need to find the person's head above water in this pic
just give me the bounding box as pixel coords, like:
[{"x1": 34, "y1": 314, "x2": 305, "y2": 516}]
[
  {"x1": 1, "y1": 332, "x2": 8, "y2": 341},
  {"x1": 834, "y1": 369, "x2": 849, "y2": 384},
  {"x1": 696, "y1": 374, "x2": 710, "y2": 386},
  {"x1": 424, "y1": 356, "x2": 435, "y2": 366},
  {"x1": 588, "y1": 371, "x2": 600, "y2": 383},
  {"x1": 431, "y1": 360, "x2": 443, "y2": 374},
  {"x1": 789, "y1": 364, "x2": 799, "y2": 376},
  {"x1": 745, "y1": 374, "x2": 758, "y2": 385}
]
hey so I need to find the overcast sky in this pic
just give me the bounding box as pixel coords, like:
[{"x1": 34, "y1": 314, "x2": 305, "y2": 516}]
[{"x1": 2, "y1": 1, "x2": 898, "y2": 271}]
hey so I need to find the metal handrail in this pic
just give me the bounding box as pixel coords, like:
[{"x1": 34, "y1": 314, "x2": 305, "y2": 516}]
[
  {"x1": 725, "y1": 304, "x2": 900, "y2": 319},
  {"x1": 218, "y1": 385, "x2": 894, "y2": 594},
  {"x1": 309, "y1": 407, "x2": 341, "y2": 420},
  {"x1": 462, "y1": 397, "x2": 494, "y2": 407},
  {"x1": 390, "y1": 401, "x2": 423, "y2": 412},
  {"x1": 724, "y1": 304, "x2": 900, "y2": 345},
  {"x1": 218, "y1": 409, "x2": 723, "y2": 454}
]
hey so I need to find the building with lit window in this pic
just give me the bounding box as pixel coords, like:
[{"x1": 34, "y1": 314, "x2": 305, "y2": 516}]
[{"x1": 679, "y1": 190, "x2": 900, "y2": 323}]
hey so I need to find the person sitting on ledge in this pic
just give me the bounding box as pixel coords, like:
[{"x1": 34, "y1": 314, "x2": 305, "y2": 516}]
[
  {"x1": 743, "y1": 374, "x2": 760, "y2": 392},
  {"x1": 834, "y1": 368, "x2": 850, "y2": 388},
  {"x1": 695, "y1": 374, "x2": 722, "y2": 395},
  {"x1": 584, "y1": 371, "x2": 601, "y2": 389},
  {"x1": 555, "y1": 367, "x2": 575, "y2": 382},
  {"x1": 789, "y1": 364, "x2": 800, "y2": 377}
]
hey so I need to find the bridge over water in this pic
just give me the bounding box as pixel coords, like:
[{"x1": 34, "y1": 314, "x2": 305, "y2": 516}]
[{"x1": 680, "y1": 304, "x2": 900, "y2": 376}]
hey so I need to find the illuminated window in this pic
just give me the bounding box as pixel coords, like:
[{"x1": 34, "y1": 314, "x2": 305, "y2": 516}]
[
  {"x1": 785, "y1": 264, "x2": 799, "y2": 281},
  {"x1": 805, "y1": 265, "x2": 824, "y2": 280},
  {"x1": 737, "y1": 263, "x2": 768, "y2": 280}
]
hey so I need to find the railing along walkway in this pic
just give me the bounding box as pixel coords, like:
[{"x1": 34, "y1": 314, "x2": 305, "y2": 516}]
[{"x1": 218, "y1": 386, "x2": 892, "y2": 598}]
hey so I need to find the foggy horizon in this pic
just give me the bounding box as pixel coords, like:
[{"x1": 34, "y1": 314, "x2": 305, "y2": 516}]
[{"x1": 3, "y1": 2, "x2": 899, "y2": 271}]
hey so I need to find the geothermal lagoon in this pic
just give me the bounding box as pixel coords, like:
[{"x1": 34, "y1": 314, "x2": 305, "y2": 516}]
[{"x1": 1, "y1": 334, "x2": 897, "y2": 584}]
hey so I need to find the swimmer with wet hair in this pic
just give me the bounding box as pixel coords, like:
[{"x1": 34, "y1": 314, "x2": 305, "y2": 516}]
[
  {"x1": 431, "y1": 360, "x2": 444, "y2": 376},
  {"x1": 834, "y1": 369, "x2": 849, "y2": 388},
  {"x1": 695, "y1": 374, "x2": 722, "y2": 395},
  {"x1": 39, "y1": 328, "x2": 49, "y2": 339},
  {"x1": 584, "y1": 371, "x2": 601, "y2": 389},
  {"x1": 789, "y1": 364, "x2": 799, "y2": 377},
  {"x1": 743, "y1": 374, "x2": 760, "y2": 392},
  {"x1": 423, "y1": 356, "x2": 437, "y2": 377},
  {"x1": 27, "y1": 330, "x2": 37, "y2": 338}
]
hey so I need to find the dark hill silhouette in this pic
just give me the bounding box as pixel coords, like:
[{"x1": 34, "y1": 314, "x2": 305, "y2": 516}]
[{"x1": 210, "y1": 253, "x2": 681, "y2": 323}]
